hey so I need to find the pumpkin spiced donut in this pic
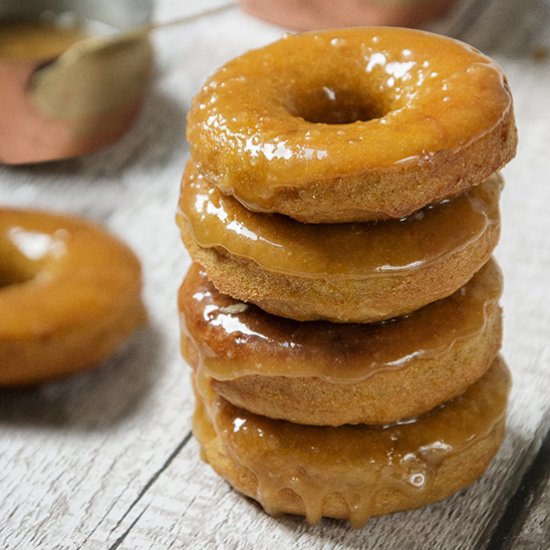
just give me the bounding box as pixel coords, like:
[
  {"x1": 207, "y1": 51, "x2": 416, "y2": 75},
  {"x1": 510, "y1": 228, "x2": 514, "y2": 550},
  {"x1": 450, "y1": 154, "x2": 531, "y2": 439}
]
[
  {"x1": 180, "y1": 259, "x2": 502, "y2": 426},
  {"x1": 187, "y1": 27, "x2": 517, "y2": 223},
  {"x1": 0, "y1": 208, "x2": 146, "y2": 386},
  {"x1": 178, "y1": 163, "x2": 502, "y2": 323},
  {"x1": 194, "y1": 357, "x2": 511, "y2": 527}
]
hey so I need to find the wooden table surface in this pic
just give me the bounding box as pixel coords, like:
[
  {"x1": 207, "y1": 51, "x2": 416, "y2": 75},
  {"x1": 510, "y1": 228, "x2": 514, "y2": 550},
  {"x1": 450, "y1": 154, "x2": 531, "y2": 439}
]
[{"x1": 1, "y1": 1, "x2": 549, "y2": 548}]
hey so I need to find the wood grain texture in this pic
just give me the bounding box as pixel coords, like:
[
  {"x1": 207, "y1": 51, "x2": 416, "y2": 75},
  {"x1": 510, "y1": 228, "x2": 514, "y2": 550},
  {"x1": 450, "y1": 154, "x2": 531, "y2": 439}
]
[{"x1": 0, "y1": 0, "x2": 549, "y2": 548}]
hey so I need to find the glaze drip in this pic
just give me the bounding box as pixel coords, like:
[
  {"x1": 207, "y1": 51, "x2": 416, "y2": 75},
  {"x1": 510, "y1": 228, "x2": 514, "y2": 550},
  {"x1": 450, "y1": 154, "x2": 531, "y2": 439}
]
[
  {"x1": 178, "y1": 163, "x2": 502, "y2": 279},
  {"x1": 179, "y1": 260, "x2": 502, "y2": 384},
  {"x1": 193, "y1": 358, "x2": 511, "y2": 526}
]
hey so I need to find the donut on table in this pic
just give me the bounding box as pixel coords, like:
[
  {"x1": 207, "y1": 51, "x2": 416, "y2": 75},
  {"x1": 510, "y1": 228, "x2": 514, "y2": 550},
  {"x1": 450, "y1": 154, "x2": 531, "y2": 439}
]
[
  {"x1": 194, "y1": 357, "x2": 511, "y2": 527},
  {"x1": 0, "y1": 208, "x2": 146, "y2": 386},
  {"x1": 187, "y1": 27, "x2": 517, "y2": 223},
  {"x1": 180, "y1": 259, "x2": 502, "y2": 426},
  {"x1": 178, "y1": 163, "x2": 502, "y2": 323}
]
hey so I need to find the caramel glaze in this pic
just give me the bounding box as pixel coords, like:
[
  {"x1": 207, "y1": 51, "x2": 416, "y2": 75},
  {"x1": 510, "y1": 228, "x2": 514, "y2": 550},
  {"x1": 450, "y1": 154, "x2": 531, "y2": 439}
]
[
  {"x1": 0, "y1": 20, "x2": 88, "y2": 61},
  {"x1": 194, "y1": 358, "x2": 511, "y2": 527},
  {"x1": 0, "y1": 209, "x2": 140, "y2": 335},
  {"x1": 187, "y1": 27, "x2": 513, "y2": 215},
  {"x1": 0, "y1": 208, "x2": 145, "y2": 385},
  {"x1": 178, "y1": 163, "x2": 501, "y2": 280},
  {"x1": 180, "y1": 259, "x2": 501, "y2": 384}
]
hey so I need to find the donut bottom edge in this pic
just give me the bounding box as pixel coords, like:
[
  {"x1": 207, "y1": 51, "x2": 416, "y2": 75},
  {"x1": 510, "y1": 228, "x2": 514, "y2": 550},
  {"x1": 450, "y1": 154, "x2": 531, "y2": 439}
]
[
  {"x1": 0, "y1": 299, "x2": 146, "y2": 386},
  {"x1": 209, "y1": 302, "x2": 501, "y2": 426},
  {"x1": 193, "y1": 358, "x2": 510, "y2": 527},
  {"x1": 181, "y1": 228, "x2": 499, "y2": 324},
  {"x1": 199, "y1": 419, "x2": 504, "y2": 527}
]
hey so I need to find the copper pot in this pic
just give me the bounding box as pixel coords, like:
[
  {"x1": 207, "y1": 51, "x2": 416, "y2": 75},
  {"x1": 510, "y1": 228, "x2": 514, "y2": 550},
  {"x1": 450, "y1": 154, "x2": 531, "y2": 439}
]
[
  {"x1": 239, "y1": 0, "x2": 456, "y2": 30},
  {"x1": 0, "y1": 0, "x2": 154, "y2": 165}
]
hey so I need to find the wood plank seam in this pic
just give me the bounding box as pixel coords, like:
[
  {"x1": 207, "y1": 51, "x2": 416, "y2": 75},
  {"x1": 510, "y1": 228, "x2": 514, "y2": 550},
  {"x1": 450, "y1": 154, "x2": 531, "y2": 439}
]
[
  {"x1": 472, "y1": 408, "x2": 550, "y2": 549},
  {"x1": 108, "y1": 432, "x2": 192, "y2": 536},
  {"x1": 109, "y1": 504, "x2": 150, "y2": 550},
  {"x1": 80, "y1": 493, "x2": 127, "y2": 548},
  {"x1": 485, "y1": 422, "x2": 550, "y2": 549}
]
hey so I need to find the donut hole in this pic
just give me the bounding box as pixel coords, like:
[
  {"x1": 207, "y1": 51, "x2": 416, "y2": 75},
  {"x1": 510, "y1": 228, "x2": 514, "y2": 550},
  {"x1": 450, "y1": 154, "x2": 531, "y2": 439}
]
[
  {"x1": 287, "y1": 86, "x2": 389, "y2": 124},
  {"x1": 0, "y1": 257, "x2": 36, "y2": 288},
  {"x1": 0, "y1": 229, "x2": 54, "y2": 288}
]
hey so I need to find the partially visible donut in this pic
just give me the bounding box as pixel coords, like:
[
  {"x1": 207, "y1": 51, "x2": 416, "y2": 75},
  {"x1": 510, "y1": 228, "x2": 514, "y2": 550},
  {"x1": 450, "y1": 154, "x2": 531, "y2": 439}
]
[
  {"x1": 0, "y1": 208, "x2": 146, "y2": 385},
  {"x1": 194, "y1": 357, "x2": 511, "y2": 527},
  {"x1": 180, "y1": 259, "x2": 502, "y2": 426},
  {"x1": 178, "y1": 163, "x2": 502, "y2": 323},
  {"x1": 187, "y1": 27, "x2": 516, "y2": 223}
]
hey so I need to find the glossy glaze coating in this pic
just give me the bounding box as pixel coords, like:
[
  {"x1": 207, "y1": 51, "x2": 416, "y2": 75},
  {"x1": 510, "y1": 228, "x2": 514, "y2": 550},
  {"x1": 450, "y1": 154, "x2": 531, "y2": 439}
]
[
  {"x1": 0, "y1": 20, "x2": 88, "y2": 61},
  {"x1": 0, "y1": 208, "x2": 146, "y2": 385},
  {"x1": 194, "y1": 358, "x2": 511, "y2": 526},
  {"x1": 187, "y1": 27, "x2": 516, "y2": 222},
  {"x1": 181, "y1": 259, "x2": 502, "y2": 424},
  {"x1": 178, "y1": 163, "x2": 501, "y2": 280},
  {"x1": 180, "y1": 259, "x2": 500, "y2": 383}
]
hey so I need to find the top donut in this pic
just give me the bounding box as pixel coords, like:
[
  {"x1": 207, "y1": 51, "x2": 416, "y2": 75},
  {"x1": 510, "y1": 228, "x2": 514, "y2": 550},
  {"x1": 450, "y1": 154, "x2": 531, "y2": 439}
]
[{"x1": 187, "y1": 27, "x2": 517, "y2": 223}]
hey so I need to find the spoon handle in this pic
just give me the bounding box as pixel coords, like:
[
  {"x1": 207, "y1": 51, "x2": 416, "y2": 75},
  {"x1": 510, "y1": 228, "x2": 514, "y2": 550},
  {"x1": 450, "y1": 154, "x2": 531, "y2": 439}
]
[{"x1": 132, "y1": 1, "x2": 237, "y2": 37}]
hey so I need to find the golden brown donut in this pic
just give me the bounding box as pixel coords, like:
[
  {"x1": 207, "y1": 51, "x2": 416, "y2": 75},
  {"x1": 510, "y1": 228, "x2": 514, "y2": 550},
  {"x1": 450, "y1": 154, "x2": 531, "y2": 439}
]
[
  {"x1": 187, "y1": 27, "x2": 516, "y2": 223},
  {"x1": 178, "y1": 164, "x2": 502, "y2": 323},
  {"x1": 181, "y1": 259, "x2": 502, "y2": 425},
  {"x1": 0, "y1": 208, "x2": 146, "y2": 386},
  {"x1": 194, "y1": 357, "x2": 511, "y2": 527}
]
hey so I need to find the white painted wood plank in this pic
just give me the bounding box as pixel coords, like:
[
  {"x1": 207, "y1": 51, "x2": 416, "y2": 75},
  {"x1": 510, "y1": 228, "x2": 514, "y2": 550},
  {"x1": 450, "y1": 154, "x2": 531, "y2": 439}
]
[{"x1": 0, "y1": 0, "x2": 549, "y2": 548}]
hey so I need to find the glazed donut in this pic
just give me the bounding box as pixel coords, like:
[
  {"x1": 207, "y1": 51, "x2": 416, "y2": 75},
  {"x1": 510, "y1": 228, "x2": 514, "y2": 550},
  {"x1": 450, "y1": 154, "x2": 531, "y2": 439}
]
[
  {"x1": 194, "y1": 357, "x2": 511, "y2": 527},
  {"x1": 178, "y1": 163, "x2": 502, "y2": 323},
  {"x1": 187, "y1": 27, "x2": 516, "y2": 223},
  {"x1": 0, "y1": 208, "x2": 146, "y2": 385},
  {"x1": 181, "y1": 259, "x2": 502, "y2": 426}
]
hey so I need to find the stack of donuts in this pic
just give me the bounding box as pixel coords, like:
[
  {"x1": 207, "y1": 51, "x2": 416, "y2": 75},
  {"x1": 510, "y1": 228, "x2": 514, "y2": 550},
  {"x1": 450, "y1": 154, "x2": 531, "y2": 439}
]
[{"x1": 177, "y1": 27, "x2": 517, "y2": 527}]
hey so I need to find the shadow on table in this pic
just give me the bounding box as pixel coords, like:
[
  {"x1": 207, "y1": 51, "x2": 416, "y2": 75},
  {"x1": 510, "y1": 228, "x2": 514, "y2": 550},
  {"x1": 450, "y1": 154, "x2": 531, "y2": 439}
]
[
  {"x1": 8, "y1": 87, "x2": 188, "y2": 179},
  {"x1": 0, "y1": 324, "x2": 164, "y2": 430}
]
